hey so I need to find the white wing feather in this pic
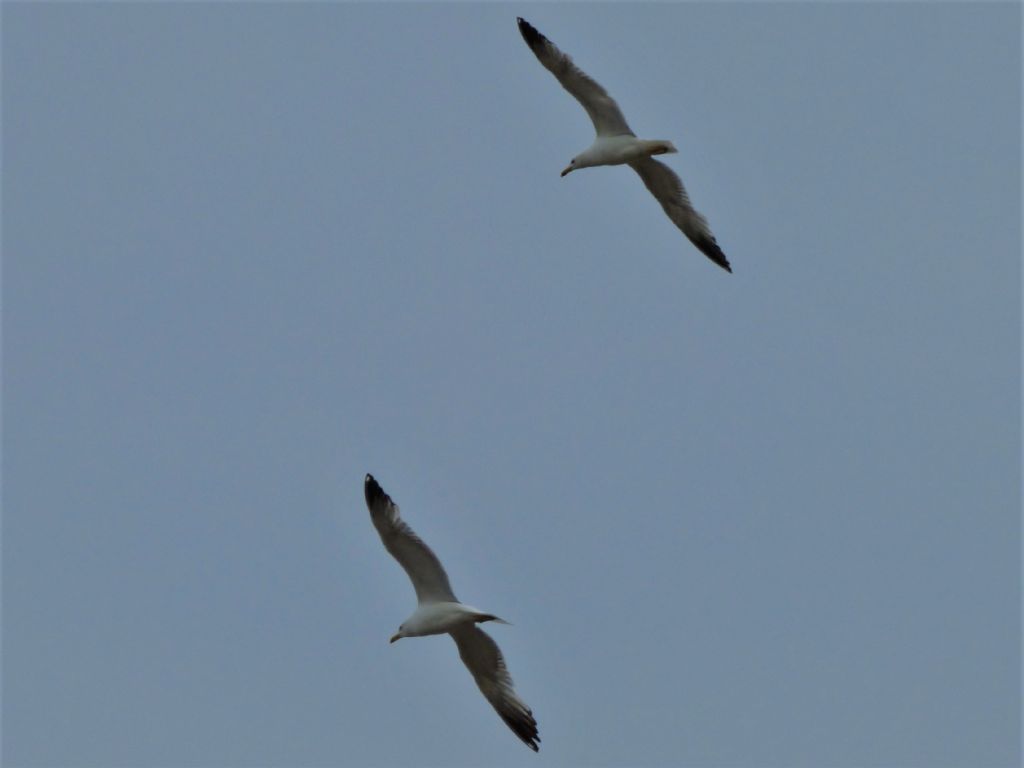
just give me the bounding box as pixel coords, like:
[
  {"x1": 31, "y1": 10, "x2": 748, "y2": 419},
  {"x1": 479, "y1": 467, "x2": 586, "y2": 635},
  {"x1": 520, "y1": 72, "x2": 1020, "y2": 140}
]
[
  {"x1": 517, "y1": 17, "x2": 634, "y2": 138},
  {"x1": 364, "y1": 475, "x2": 457, "y2": 604},
  {"x1": 450, "y1": 624, "x2": 540, "y2": 752},
  {"x1": 629, "y1": 157, "x2": 732, "y2": 272}
]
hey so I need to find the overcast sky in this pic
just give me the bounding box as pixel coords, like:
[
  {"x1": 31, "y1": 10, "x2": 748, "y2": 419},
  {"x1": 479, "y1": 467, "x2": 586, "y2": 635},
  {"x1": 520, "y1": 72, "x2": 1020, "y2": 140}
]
[{"x1": 3, "y1": 3, "x2": 1020, "y2": 767}]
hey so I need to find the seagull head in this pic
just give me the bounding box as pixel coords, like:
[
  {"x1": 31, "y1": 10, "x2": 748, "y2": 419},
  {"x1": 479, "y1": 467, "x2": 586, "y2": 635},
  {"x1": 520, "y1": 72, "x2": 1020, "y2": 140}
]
[
  {"x1": 560, "y1": 158, "x2": 577, "y2": 177},
  {"x1": 390, "y1": 625, "x2": 406, "y2": 644}
]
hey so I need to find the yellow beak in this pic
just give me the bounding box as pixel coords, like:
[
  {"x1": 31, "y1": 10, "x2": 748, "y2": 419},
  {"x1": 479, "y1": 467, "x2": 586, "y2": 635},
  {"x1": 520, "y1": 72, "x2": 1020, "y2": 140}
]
[
  {"x1": 389, "y1": 633, "x2": 401, "y2": 643},
  {"x1": 560, "y1": 165, "x2": 573, "y2": 177}
]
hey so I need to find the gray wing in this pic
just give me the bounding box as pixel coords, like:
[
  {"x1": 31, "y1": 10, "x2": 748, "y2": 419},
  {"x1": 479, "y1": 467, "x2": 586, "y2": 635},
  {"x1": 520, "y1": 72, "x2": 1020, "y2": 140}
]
[
  {"x1": 364, "y1": 474, "x2": 457, "y2": 604},
  {"x1": 517, "y1": 17, "x2": 634, "y2": 138},
  {"x1": 450, "y1": 624, "x2": 540, "y2": 752},
  {"x1": 629, "y1": 157, "x2": 732, "y2": 272}
]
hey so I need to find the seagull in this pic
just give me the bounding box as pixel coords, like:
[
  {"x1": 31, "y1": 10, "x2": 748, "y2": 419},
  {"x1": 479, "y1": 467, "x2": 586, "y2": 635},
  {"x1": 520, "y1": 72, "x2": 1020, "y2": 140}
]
[
  {"x1": 517, "y1": 17, "x2": 732, "y2": 273},
  {"x1": 363, "y1": 474, "x2": 540, "y2": 752}
]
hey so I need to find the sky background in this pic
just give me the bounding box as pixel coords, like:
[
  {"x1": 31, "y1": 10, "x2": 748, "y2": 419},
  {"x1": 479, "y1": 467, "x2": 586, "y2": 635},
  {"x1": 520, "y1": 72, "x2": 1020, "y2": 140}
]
[{"x1": 3, "y1": 3, "x2": 1020, "y2": 767}]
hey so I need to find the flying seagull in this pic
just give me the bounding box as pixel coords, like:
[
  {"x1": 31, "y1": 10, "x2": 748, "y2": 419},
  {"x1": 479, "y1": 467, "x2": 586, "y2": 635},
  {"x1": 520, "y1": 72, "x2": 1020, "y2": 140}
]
[
  {"x1": 363, "y1": 474, "x2": 540, "y2": 752},
  {"x1": 517, "y1": 17, "x2": 732, "y2": 273}
]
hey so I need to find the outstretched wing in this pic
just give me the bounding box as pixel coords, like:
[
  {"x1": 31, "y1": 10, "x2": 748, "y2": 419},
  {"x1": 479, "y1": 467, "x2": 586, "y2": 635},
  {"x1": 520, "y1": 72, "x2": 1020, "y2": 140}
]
[
  {"x1": 517, "y1": 17, "x2": 634, "y2": 138},
  {"x1": 364, "y1": 474, "x2": 457, "y2": 604},
  {"x1": 450, "y1": 624, "x2": 540, "y2": 752},
  {"x1": 629, "y1": 157, "x2": 732, "y2": 272}
]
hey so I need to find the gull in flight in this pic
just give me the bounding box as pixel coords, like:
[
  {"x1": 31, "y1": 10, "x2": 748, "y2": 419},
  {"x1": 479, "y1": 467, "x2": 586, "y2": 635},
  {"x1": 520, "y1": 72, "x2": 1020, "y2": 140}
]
[
  {"x1": 364, "y1": 474, "x2": 540, "y2": 752},
  {"x1": 517, "y1": 17, "x2": 733, "y2": 273}
]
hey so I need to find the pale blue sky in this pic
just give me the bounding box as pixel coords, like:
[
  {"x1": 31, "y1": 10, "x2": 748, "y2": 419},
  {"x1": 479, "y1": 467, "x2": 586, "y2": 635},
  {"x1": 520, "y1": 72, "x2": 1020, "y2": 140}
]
[{"x1": 3, "y1": 3, "x2": 1020, "y2": 767}]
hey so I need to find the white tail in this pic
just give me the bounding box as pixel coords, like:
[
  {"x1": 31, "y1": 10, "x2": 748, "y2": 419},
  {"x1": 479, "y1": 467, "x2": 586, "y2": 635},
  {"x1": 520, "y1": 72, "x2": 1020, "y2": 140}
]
[
  {"x1": 478, "y1": 613, "x2": 511, "y2": 625},
  {"x1": 644, "y1": 140, "x2": 678, "y2": 155}
]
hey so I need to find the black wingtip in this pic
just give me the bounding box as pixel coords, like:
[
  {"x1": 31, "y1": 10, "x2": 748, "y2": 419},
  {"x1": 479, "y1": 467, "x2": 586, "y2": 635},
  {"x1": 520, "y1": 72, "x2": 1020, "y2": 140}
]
[
  {"x1": 516, "y1": 17, "x2": 545, "y2": 49},
  {"x1": 695, "y1": 238, "x2": 732, "y2": 273},
  {"x1": 499, "y1": 709, "x2": 541, "y2": 752},
  {"x1": 364, "y1": 473, "x2": 385, "y2": 505}
]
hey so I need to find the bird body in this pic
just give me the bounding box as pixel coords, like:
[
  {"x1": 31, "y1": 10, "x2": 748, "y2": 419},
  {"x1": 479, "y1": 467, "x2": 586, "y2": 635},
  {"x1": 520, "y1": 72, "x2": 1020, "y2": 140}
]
[
  {"x1": 565, "y1": 136, "x2": 678, "y2": 176},
  {"x1": 363, "y1": 474, "x2": 540, "y2": 752},
  {"x1": 390, "y1": 601, "x2": 506, "y2": 642}
]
